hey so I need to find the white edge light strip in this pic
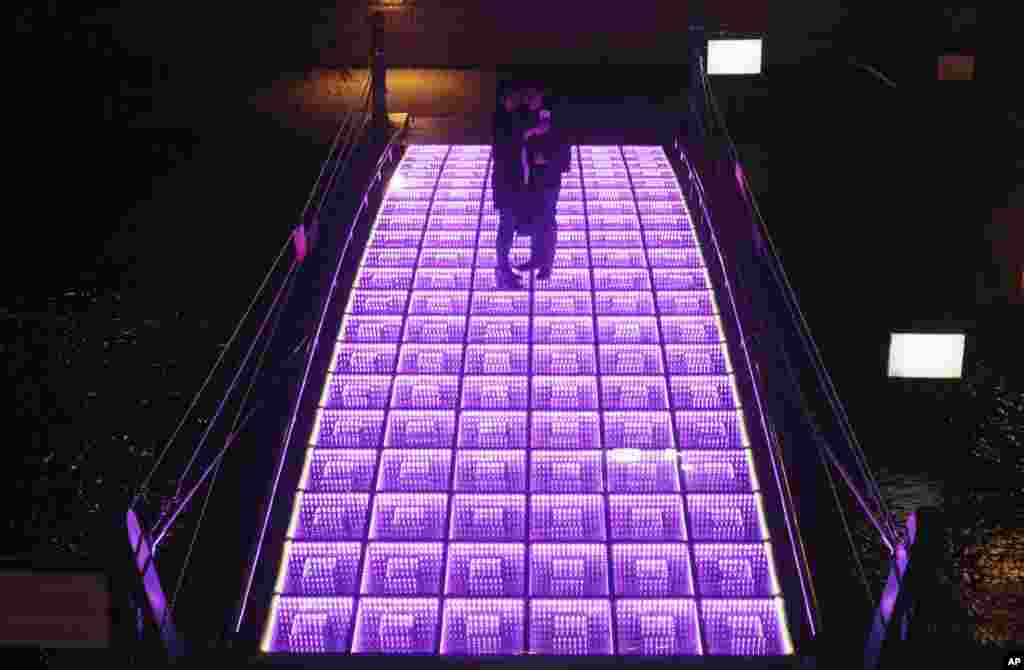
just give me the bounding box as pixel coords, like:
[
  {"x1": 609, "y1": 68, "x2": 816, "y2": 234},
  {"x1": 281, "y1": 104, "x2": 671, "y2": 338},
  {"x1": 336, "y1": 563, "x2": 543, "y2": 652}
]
[
  {"x1": 746, "y1": 448, "x2": 762, "y2": 492},
  {"x1": 765, "y1": 541, "x2": 782, "y2": 596},
  {"x1": 777, "y1": 596, "x2": 795, "y2": 654},
  {"x1": 297, "y1": 448, "x2": 316, "y2": 490}
]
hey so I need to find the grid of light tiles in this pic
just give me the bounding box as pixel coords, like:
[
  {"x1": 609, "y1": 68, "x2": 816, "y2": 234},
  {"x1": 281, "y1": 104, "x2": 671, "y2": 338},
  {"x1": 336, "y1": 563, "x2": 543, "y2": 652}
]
[{"x1": 260, "y1": 145, "x2": 794, "y2": 657}]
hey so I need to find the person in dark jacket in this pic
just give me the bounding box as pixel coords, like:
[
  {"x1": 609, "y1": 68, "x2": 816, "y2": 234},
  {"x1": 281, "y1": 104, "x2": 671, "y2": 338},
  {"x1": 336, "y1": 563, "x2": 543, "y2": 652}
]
[
  {"x1": 491, "y1": 86, "x2": 530, "y2": 289},
  {"x1": 517, "y1": 86, "x2": 570, "y2": 280}
]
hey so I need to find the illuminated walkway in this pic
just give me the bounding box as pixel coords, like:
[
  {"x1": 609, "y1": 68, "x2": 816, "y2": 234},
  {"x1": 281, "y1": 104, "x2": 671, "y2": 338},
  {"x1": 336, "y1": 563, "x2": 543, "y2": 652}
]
[{"x1": 258, "y1": 144, "x2": 795, "y2": 657}]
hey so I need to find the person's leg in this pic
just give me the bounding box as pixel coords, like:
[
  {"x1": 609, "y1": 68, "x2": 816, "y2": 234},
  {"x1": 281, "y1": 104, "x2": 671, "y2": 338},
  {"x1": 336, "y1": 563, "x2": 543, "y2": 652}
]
[
  {"x1": 495, "y1": 207, "x2": 523, "y2": 288},
  {"x1": 535, "y1": 185, "x2": 560, "y2": 278},
  {"x1": 496, "y1": 208, "x2": 516, "y2": 271}
]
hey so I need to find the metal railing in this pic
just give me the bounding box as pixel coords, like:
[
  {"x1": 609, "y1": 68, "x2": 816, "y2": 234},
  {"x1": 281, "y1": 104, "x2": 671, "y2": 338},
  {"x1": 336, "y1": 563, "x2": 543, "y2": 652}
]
[
  {"x1": 232, "y1": 104, "x2": 410, "y2": 644},
  {"x1": 122, "y1": 63, "x2": 400, "y2": 661},
  {"x1": 677, "y1": 49, "x2": 918, "y2": 663}
]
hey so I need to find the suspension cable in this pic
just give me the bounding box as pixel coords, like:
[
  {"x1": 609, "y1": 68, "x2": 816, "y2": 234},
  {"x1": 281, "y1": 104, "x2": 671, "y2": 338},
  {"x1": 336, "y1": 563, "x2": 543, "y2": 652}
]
[
  {"x1": 299, "y1": 71, "x2": 373, "y2": 224},
  {"x1": 134, "y1": 71, "x2": 372, "y2": 518},
  {"x1": 130, "y1": 236, "x2": 292, "y2": 512},
  {"x1": 235, "y1": 119, "x2": 408, "y2": 634},
  {"x1": 702, "y1": 64, "x2": 899, "y2": 544},
  {"x1": 161, "y1": 248, "x2": 300, "y2": 633},
  {"x1": 699, "y1": 58, "x2": 899, "y2": 547},
  {"x1": 160, "y1": 403, "x2": 259, "y2": 638},
  {"x1": 151, "y1": 259, "x2": 299, "y2": 550},
  {"x1": 315, "y1": 80, "x2": 374, "y2": 217},
  {"x1": 229, "y1": 255, "x2": 301, "y2": 437},
  {"x1": 819, "y1": 435, "x2": 877, "y2": 609}
]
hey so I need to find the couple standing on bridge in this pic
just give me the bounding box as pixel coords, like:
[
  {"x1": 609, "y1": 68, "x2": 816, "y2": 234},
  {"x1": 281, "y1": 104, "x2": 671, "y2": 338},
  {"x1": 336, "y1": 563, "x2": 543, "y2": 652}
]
[{"x1": 492, "y1": 83, "x2": 572, "y2": 289}]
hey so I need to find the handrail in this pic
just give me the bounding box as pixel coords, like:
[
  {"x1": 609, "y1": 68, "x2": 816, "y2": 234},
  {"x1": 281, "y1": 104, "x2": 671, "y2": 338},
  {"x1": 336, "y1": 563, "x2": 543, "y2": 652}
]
[
  {"x1": 121, "y1": 69, "x2": 384, "y2": 659},
  {"x1": 135, "y1": 69, "x2": 375, "y2": 528},
  {"x1": 673, "y1": 141, "x2": 822, "y2": 643},
  {"x1": 696, "y1": 54, "x2": 900, "y2": 551},
  {"x1": 234, "y1": 111, "x2": 410, "y2": 637}
]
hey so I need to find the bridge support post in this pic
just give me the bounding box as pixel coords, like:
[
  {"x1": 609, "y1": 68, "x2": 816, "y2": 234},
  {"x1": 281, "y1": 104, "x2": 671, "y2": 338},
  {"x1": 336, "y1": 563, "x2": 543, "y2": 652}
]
[
  {"x1": 370, "y1": 14, "x2": 389, "y2": 139},
  {"x1": 687, "y1": 1, "x2": 707, "y2": 139}
]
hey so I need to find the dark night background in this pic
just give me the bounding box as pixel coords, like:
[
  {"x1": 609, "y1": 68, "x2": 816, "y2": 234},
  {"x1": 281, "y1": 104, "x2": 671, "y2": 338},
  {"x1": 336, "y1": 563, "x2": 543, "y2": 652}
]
[{"x1": 6, "y1": 1, "x2": 1021, "y2": 664}]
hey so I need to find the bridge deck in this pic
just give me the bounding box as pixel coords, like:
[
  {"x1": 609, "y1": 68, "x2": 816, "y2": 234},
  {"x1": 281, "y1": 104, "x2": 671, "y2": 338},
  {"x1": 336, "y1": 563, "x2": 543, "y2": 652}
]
[{"x1": 252, "y1": 144, "x2": 798, "y2": 660}]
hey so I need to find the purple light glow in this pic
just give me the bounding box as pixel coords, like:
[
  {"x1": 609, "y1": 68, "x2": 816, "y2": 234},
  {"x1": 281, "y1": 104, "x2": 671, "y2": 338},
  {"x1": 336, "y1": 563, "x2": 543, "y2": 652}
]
[
  {"x1": 589, "y1": 230, "x2": 643, "y2": 248},
  {"x1": 603, "y1": 411, "x2": 675, "y2": 449},
  {"x1": 608, "y1": 495, "x2": 687, "y2": 542},
  {"x1": 369, "y1": 493, "x2": 448, "y2": 540},
  {"x1": 290, "y1": 493, "x2": 370, "y2": 541},
  {"x1": 530, "y1": 451, "x2": 605, "y2": 493},
  {"x1": 453, "y1": 450, "x2": 527, "y2": 493},
  {"x1": 606, "y1": 450, "x2": 680, "y2": 493},
  {"x1": 656, "y1": 291, "x2": 718, "y2": 316},
  {"x1": 669, "y1": 376, "x2": 738, "y2": 410},
  {"x1": 686, "y1": 494, "x2": 769, "y2": 542},
  {"x1": 376, "y1": 450, "x2": 452, "y2": 492},
  {"x1": 699, "y1": 599, "x2": 792, "y2": 655},
  {"x1": 529, "y1": 599, "x2": 613, "y2": 655},
  {"x1": 339, "y1": 317, "x2": 403, "y2": 343},
  {"x1": 312, "y1": 410, "x2": 385, "y2": 448},
  {"x1": 600, "y1": 377, "x2": 670, "y2": 411},
  {"x1": 444, "y1": 543, "x2": 526, "y2": 596},
  {"x1": 691, "y1": 543, "x2": 779, "y2": 598},
  {"x1": 599, "y1": 345, "x2": 664, "y2": 375},
  {"x1": 396, "y1": 345, "x2": 464, "y2": 375},
  {"x1": 464, "y1": 345, "x2": 530, "y2": 375},
  {"x1": 408, "y1": 290, "x2": 471, "y2": 317},
  {"x1": 470, "y1": 292, "x2": 530, "y2": 315},
  {"x1": 450, "y1": 494, "x2": 527, "y2": 541},
  {"x1": 456, "y1": 412, "x2": 529, "y2": 449},
  {"x1": 678, "y1": 450, "x2": 757, "y2": 492},
  {"x1": 530, "y1": 543, "x2": 609, "y2": 597},
  {"x1": 277, "y1": 541, "x2": 363, "y2": 595},
  {"x1": 382, "y1": 410, "x2": 457, "y2": 448},
  {"x1": 530, "y1": 411, "x2": 602, "y2": 449},
  {"x1": 597, "y1": 316, "x2": 661, "y2": 344},
  {"x1": 530, "y1": 494, "x2": 607, "y2": 542},
  {"x1": 616, "y1": 599, "x2": 702, "y2": 655},
  {"x1": 390, "y1": 375, "x2": 461, "y2": 409},
  {"x1": 260, "y1": 145, "x2": 798, "y2": 656},
  {"x1": 352, "y1": 597, "x2": 439, "y2": 654},
  {"x1": 440, "y1": 598, "x2": 525, "y2": 655},
  {"x1": 299, "y1": 450, "x2": 377, "y2": 492},
  {"x1": 264, "y1": 596, "x2": 354, "y2": 652},
  {"x1": 360, "y1": 542, "x2": 445, "y2": 595},
  {"x1": 644, "y1": 229, "x2": 698, "y2": 248},
  {"x1": 590, "y1": 248, "x2": 647, "y2": 267},
  {"x1": 531, "y1": 376, "x2": 600, "y2": 410},
  {"x1": 557, "y1": 230, "x2": 588, "y2": 247},
  {"x1": 611, "y1": 544, "x2": 694, "y2": 597},
  {"x1": 675, "y1": 410, "x2": 749, "y2": 450},
  {"x1": 346, "y1": 292, "x2": 408, "y2": 316}
]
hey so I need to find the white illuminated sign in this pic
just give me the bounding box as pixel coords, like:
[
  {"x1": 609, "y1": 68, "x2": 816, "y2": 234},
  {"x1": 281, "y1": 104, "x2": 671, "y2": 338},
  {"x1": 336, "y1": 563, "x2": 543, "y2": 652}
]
[
  {"x1": 887, "y1": 333, "x2": 966, "y2": 379},
  {"x1": 707, "y1": 39, "x2": 763, "y2": 75}
]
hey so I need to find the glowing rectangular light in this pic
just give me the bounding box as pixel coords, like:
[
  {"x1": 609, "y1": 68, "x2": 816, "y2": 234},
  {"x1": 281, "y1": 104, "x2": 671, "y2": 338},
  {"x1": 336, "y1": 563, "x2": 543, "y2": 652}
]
[
  {"x1": 887, "y1": 332, "x2": 966, "y2": 379},
  {"x1": 260, "y1": 145, "x2": 799, "y2": 657},
  {"x1": 707, "y1": 39, "x2": 764, "y2": 75}
]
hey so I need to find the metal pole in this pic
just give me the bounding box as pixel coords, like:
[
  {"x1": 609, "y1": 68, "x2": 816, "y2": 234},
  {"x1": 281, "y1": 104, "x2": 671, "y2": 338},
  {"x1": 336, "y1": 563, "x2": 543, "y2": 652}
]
[
  {"x1": 371, "y1": 14, "x2": 388, "y2": 135},
  {"x1": 688, "y1": 1, "x2": 707, "y2": 139}
]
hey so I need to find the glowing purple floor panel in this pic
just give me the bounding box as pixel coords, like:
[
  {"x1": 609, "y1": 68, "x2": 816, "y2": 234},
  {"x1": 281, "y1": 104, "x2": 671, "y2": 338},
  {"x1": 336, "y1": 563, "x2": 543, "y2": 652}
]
[{"x1": 261, "y1": 145, "x2": 794, "y2": 657}]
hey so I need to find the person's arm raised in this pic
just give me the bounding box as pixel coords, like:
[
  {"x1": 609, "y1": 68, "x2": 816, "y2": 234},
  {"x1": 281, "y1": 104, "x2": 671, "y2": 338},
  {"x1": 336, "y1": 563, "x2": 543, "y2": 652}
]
[{"x1": 524, "y1": 109, "x2": 553, "y2": 139}]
